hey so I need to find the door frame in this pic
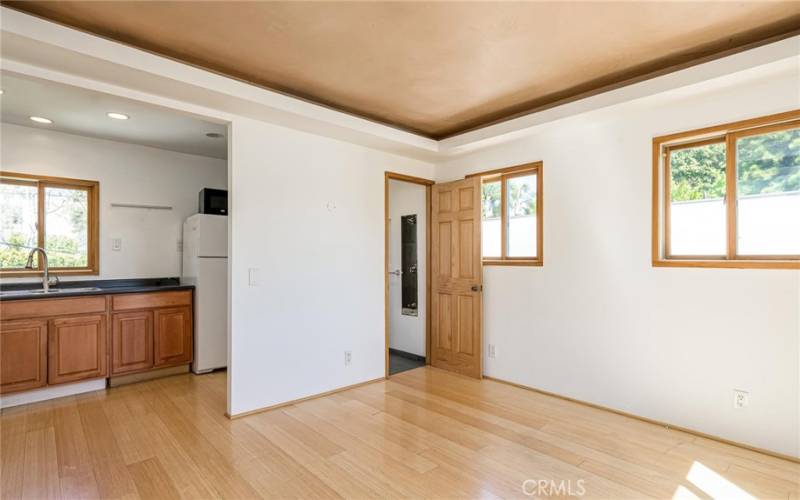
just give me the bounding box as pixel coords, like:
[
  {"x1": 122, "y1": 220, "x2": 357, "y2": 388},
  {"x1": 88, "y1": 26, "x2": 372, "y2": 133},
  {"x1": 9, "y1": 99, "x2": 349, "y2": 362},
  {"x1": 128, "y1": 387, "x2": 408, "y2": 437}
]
[{"x1": 384, "y1": 171, "x2": 434, "y2": 378}]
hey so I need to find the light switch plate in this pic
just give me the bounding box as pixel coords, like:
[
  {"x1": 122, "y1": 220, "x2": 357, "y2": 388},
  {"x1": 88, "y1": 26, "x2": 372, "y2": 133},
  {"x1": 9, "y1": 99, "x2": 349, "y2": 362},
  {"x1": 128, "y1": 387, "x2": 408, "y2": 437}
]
[{"x1": 112, "y1": 238, "x2": 122, "y2": 251}]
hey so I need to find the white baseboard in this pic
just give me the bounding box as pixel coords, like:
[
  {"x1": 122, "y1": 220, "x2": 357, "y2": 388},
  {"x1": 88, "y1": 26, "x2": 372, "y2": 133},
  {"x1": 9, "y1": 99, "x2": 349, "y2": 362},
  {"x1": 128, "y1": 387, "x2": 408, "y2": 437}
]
[{"x1": 0, "y1": 378, "x2": 107, "y2": 409}]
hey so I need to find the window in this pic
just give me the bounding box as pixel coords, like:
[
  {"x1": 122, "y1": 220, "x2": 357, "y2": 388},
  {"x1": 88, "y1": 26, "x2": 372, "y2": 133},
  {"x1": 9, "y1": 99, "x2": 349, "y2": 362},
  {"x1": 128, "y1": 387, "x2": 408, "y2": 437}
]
[
  {"x1": 653, "y1": 110, "x2": 800, "y2": 269},
  {"x1": 474, "y1": 162, "x2": 543, "y2": 266},
  {"x1": 0, "y1": 172, "x2": 99, "y2": 275}
]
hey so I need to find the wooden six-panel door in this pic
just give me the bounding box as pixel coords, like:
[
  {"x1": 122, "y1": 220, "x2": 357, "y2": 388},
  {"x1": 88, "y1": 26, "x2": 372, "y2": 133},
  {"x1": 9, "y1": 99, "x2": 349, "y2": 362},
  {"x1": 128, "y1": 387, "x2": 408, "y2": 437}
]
[
  {"x1": 112, "y1": 311, "x2": 154, "y2": 375},
  {"x1": 431, "y1": 177, "x2": 483, "y2": 378}
]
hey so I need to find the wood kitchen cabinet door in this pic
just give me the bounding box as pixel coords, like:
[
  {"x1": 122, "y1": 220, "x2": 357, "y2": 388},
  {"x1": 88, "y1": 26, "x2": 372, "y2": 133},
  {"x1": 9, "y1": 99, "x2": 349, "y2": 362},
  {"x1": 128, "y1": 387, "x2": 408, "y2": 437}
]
[
  {"x1": 112, "y1": 311, "x2": 153, "y2": 375},
  {"x1": 154, "y1": 307, "x2": 193, "y2": 367},
  {"x1": 1, "y1": 319, "x2": 48, "y2": 394},
  {"x1": 48, "y1": 314, "x2": 108, "y2": 385}
]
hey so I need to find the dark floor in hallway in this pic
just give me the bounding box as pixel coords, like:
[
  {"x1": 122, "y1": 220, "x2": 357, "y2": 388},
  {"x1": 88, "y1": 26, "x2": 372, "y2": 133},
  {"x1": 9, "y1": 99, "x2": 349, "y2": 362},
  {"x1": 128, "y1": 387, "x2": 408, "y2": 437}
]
[{"x1": 389, "y1": 352, "x2": 425, "y2": 375}]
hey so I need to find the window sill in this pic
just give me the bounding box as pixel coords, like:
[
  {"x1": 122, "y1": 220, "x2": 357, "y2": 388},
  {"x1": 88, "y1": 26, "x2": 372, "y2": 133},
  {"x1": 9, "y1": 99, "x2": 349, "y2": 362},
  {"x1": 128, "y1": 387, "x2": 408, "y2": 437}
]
[
  {"x1": 653, "y1": 259, "x2": 800, "y2": 270},
  {"x1": 482, "y1": 259, "x2": 542, "y2": 267},
  {"x1": 0, "y1": 268, "x2": 100, "y2": 278}
]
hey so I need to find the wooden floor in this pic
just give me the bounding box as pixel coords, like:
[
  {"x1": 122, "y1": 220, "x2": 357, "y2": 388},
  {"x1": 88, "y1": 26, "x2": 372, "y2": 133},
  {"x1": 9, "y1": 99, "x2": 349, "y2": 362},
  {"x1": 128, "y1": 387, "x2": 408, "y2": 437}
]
[{"x1": 1, "y1": 367, "x2": 797, "y2": 499}]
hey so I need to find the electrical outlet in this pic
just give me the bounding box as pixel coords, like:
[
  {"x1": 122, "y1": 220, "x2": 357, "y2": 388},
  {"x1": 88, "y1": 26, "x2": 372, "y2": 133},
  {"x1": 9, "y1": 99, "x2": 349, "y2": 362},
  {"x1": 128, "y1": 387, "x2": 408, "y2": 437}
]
[
  {"x1": 488, "y1": 344, "x2": 496, "y2": 359},
  {"x1": 248, "y1": 268, "x2": 258, "y2": 286},
  {"x1": 112, "y1": 238, "x2": 122, "y2": 251},
  {"x1": 733, "y1": 389, "x2": 749, "y2": 409},
  {"x1": 344, "y1": 351, "x2": 352, "y2": 366}
]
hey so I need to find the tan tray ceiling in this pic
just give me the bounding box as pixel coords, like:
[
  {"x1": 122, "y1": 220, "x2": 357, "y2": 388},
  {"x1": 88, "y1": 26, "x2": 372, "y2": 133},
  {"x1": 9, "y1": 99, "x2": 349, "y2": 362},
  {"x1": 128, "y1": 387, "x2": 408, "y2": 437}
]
[{"x1": 5, "y1": 1, "x2": 800, "y2": 139}]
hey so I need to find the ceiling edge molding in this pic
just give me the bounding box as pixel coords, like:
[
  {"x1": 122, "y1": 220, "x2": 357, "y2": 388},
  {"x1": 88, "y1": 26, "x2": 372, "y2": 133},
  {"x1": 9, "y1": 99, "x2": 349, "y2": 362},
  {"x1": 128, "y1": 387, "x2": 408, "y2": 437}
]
[{"x1": 439, "y1": 34, "x2": 800, "y2": 157}]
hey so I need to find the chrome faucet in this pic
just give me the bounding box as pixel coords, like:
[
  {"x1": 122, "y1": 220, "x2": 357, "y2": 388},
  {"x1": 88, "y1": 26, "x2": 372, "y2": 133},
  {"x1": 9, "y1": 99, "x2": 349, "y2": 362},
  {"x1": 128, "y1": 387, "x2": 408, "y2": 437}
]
[{"x1": 25, "y1": 247, "x2": 53, "y2": 292}]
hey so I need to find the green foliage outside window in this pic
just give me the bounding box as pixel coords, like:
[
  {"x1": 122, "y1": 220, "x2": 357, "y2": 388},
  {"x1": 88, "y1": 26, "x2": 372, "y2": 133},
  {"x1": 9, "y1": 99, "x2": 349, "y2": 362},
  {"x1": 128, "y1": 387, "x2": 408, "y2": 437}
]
[
  {"x1": 670, "y1": 128, "x2": 800, "y2": 202},
  {"x1": 482, "y1": 181, "x2": 501, "y2": 219},
  {"x1": 0, "y1": 183, "x2": 89, "y2": 270},
  {"x1": 670, "y1": 143, "x2": 726, "y2": 202},
  {"x1": 45, "y1": 234, "x2": 87, "y2": 267},
  {"x1": 507, "y1": 175, "x2": 536, "y2": 217},
  {"x1": 0, "y1": 234, "x2": 85, "y2": 268},
  {"x1": 737, "y1": 128, "x2": 800, "y2": 196},
  {"x1": 0, "y1": 233, "x2": 34, "y2": 268},
  {"x1": 482, "y1": 175, "x2": 537, "y2": 220}
]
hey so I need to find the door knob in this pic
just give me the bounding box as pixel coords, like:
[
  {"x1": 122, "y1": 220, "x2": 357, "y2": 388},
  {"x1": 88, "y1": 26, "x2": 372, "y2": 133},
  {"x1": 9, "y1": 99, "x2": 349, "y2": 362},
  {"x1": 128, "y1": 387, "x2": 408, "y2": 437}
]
[
  {"x1": 388, "y1": 269, "x2": 402, "y2": 276},
  {"x1": 471, "y1": 285, "x2": 483, "y2": 292}
]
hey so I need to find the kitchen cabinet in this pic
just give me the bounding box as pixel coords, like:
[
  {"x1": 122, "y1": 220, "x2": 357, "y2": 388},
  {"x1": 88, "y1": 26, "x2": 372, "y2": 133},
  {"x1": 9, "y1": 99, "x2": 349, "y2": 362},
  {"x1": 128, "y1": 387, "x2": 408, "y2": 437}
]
[
  {"x1": 48, "y1": 314, "x2": 107, "y2": 385},
  {"x1": 154, "y1": 307, "x2": 193, "y2": 367},
  {"x1": 0, "y1": 319, "x2": 48, "y2": 393},
  {"x1": 112, "y1": 311, "x2": 153, "y2": 374},
  {"x1": 0, "y1": 289, "x2": 193, "y2": 394},
  {"x1": 112, "y1": 290, "x2": 193, "y2": 374}
]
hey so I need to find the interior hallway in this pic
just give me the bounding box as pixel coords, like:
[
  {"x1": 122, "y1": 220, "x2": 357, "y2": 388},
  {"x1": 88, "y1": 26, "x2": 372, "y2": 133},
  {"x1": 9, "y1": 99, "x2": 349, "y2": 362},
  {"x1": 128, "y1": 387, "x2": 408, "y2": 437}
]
[{"x1": 1, "y1": 368, "x2": 797, "y2": 499}]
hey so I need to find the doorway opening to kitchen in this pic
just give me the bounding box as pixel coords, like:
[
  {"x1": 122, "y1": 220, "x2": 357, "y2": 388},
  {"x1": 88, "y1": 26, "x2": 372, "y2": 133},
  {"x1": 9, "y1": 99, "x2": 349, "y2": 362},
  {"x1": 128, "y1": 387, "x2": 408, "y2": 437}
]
[{"x1": 0, "y1": 71, "x2": 231, "y2": 412}]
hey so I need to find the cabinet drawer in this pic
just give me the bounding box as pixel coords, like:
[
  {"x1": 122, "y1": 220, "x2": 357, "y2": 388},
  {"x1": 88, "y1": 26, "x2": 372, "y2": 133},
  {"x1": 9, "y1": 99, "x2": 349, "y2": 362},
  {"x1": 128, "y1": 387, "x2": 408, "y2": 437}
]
[
  {"x1": 0, "y1": 296, "x2": 107, "y2": 321},
  {"x1": 112, "y1": 290, "x2": 192, "y2": 311}
]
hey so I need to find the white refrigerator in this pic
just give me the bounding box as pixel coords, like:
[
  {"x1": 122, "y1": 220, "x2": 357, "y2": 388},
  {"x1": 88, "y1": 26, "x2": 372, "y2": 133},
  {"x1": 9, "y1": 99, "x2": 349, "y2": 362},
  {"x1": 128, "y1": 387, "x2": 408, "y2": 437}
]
[{"x1": 182, "y1": 214, "x2": 227, "y2": 374}]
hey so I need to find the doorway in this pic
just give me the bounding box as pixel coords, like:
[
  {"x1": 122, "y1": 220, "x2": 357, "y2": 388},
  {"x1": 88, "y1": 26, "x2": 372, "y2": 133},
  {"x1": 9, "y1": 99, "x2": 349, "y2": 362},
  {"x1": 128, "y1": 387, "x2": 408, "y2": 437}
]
[
  {"x1": 385, "y1": 172, "x2": 433, "y2": 377},
  {"x1": 384, "y1": 173, "x2": 484, "y2": 379}
]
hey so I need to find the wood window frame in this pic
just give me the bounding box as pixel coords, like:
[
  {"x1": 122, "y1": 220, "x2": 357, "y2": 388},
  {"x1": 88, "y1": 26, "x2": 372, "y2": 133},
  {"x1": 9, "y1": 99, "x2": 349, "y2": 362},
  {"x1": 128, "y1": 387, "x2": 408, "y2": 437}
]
[
  {"x1": 652, "y1": 109, "x2": 800, "y2": 270},
  {"x1": 0, "y1": 171, "x2": 100, "y2": 277},
  {"x1": 468, "y1": 161, "x2": 543, "y2": 267}
]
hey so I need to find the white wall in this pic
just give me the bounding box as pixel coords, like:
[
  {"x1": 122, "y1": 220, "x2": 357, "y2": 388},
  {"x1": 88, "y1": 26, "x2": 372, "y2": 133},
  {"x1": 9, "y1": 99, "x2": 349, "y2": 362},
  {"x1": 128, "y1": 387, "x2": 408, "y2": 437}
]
[
  {"x1": 1, "y1": 124, "x2": 227, "y2": 282},
  {"x1": 228, "y1": 117, "x2": 435, "y2": 415},
  {"x1": 436, "y1": 68, "x2": 800, "y2": 457},
  {"x1": 388, "y1": 179, "x2": 427, "y2": 357}
]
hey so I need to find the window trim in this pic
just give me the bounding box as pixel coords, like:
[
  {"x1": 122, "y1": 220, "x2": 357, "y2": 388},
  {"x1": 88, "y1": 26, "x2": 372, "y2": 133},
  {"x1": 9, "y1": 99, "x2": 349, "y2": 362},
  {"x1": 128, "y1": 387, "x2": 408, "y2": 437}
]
[
  {"x1": 0, "y1": 171, "x2": 100, "y2": 276},
  {"x1": 469, "y1": 161, "x2": 543, "y2": 267},
  {"x1": 652, "y1": 109, "x2": 800, "y2": 270}
]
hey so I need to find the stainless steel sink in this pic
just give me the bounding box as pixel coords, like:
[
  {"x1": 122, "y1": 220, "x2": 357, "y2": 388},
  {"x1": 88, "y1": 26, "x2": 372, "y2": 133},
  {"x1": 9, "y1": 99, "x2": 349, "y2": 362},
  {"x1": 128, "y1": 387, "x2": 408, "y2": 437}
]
[{"x1": 0, "y1": 287, "x2": 102, "y2": 296}]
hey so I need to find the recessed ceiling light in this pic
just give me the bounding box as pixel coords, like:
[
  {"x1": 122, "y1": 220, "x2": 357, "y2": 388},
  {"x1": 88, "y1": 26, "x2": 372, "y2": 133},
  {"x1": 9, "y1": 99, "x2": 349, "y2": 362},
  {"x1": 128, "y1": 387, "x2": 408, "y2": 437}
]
[
  {"x1": 107, "y1": 112, "x2": 129, "y2": 120},
  {"x1": 205, "y1": 132, "x2": 224, "y2": 139},
  {"x1": 30, "y1": 116, "x2": 53, "y2": 124},
  {"x1": 0, "y1": 89, "x2": 4, "y2": 95}
]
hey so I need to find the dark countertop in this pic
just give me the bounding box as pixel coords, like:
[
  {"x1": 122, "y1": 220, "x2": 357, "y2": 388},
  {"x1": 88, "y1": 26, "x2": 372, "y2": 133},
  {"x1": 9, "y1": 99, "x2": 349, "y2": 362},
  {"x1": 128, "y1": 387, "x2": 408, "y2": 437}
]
[{"x1": 0, "y1": 277, "x2": 194, "y2": 301}]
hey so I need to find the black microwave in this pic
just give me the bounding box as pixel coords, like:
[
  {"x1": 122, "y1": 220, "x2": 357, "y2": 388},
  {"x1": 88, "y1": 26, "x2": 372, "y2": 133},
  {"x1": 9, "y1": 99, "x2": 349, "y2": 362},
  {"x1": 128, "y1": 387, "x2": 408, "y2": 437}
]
[{"x1": 199, "y1": 188, "x2": 228, "y2": 215}]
